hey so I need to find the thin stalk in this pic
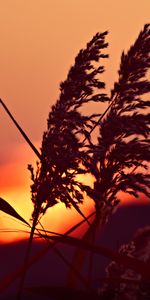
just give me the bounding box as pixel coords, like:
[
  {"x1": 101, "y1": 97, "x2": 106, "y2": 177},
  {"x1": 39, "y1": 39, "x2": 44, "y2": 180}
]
[
  {"x1": 82, "y1": 93, "x2": 118, "y2": 143},
  {"x1": 43, "y1": 235, "x2": 150, "y2": 277},
  {"x1": 16, "y1": 207, "x2": 40, "y2": 300},
  {"x1": 0, "y1": 99, "x2": 41, "y2": 160}
]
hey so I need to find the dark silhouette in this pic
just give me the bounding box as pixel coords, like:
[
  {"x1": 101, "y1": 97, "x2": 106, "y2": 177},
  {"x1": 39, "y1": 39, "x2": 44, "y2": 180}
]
[
  {"x1": 0, "y1": 24, "x2": 149, "y2": 299},
  {"x1": 67, "y1": 23, "x2": 150, "y2": 289}
]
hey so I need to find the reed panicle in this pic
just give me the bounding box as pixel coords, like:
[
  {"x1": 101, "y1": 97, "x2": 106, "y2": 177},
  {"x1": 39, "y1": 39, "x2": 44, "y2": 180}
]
[
  {"x1": 67, "y1": 24, "x2": 150, "y2": 288},
  {"x1": 28, "y1": 31, "x2": 109, "y2": 222},
  {"x1": 16, "y1": 30, "x2": 109, "y2": 299},
  {"x1": 87, "y1": 24, "x2": 150, "y2": 219}
]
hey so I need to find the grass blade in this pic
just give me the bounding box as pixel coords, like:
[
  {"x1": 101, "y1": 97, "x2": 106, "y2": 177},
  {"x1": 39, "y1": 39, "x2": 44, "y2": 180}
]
[
  {"x1": 39, "y1": 233, "x2": 150, "y2": 278},
  {"x1": 0, "y1": 197, "x2": 30, "y2": 226}
]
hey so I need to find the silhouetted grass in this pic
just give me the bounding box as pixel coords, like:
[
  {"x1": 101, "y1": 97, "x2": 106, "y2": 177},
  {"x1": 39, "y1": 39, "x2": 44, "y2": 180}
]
[
  {"x1": 0, "y1": 24, "x2": 149, "y2": 300},
  {"x1": 67, "y1": 23, "x2": 150, "y2": 289}
]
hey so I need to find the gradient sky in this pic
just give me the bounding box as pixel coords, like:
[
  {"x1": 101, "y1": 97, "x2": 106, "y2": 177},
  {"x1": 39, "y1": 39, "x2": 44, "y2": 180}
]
[{"x1": 0, "y1": 0, "x2": 150, "y2": 243}]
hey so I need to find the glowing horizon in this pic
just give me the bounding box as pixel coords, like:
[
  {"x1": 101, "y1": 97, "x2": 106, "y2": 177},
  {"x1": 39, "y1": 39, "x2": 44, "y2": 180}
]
[
  {"x1": 0, "y1": 141, "x2": 149, "y2": 244},
  {"x1": 0, "y1": 1, "x2": 149, "y2": 243}
]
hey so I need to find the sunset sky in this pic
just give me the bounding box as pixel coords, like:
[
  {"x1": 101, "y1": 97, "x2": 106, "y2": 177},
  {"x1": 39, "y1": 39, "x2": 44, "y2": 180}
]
[{"x1": 0, "y1": 0, "x2": 150, "y2": 243}]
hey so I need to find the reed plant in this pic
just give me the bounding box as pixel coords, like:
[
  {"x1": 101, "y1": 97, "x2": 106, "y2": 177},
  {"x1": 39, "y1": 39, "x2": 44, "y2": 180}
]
[{"x1": 0, "y1": 24, "x2": 149, "y2": 299}]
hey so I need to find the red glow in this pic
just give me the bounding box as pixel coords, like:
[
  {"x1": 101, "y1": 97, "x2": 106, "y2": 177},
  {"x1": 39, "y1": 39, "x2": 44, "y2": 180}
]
[{"x1": 0, "y1": 144, "x2": 149, "y2": 244}]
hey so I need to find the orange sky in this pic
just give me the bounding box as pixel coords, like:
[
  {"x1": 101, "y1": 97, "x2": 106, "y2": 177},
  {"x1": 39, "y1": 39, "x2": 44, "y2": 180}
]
[{"x1": 0, "y1": 1, "x2": 150, "y2": 243}]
